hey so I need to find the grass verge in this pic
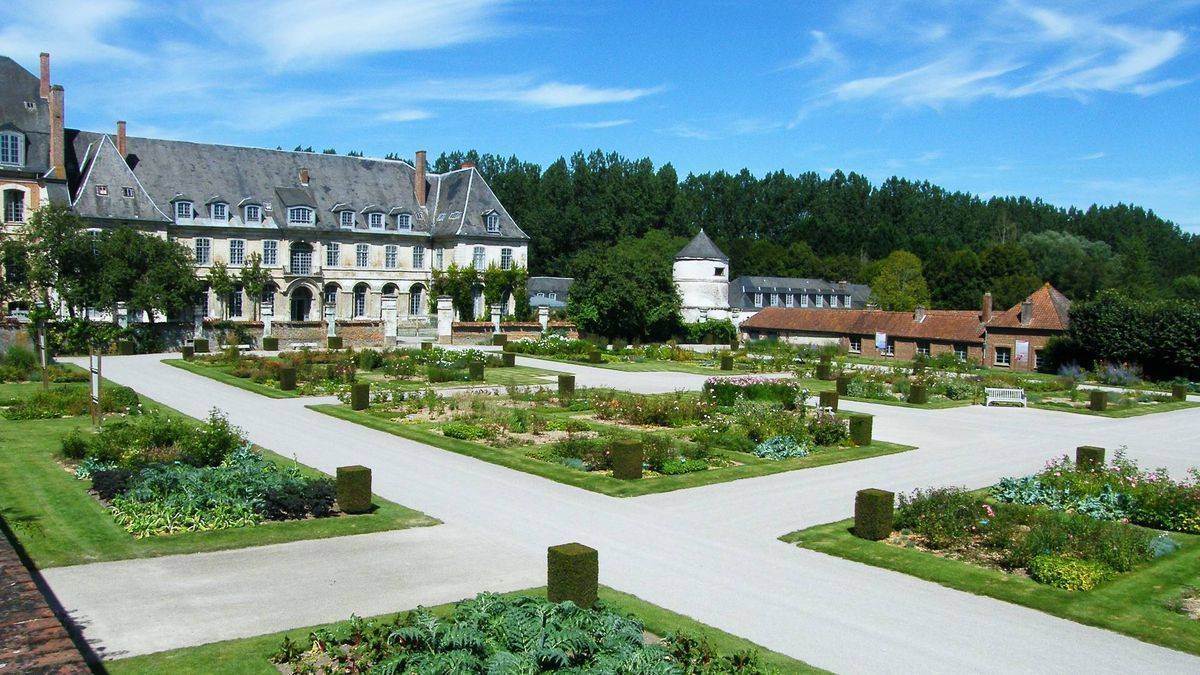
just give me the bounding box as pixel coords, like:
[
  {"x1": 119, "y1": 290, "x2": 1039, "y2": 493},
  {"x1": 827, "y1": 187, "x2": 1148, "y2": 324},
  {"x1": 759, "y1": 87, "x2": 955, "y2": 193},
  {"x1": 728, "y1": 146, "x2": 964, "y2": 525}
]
[
  {"x1": 781, "y1": 518, "x2": 1200, "y2": 655},
  {"x1": 1029, "y1": 398, "x2": 1200, "y2": 418},
  {"x1": 309, "y1": 404, "x2": 915, "y2": 498},
  {"x1": 164, "y1": 359, "x2": 298, "y2": 398},
  {"x1": 105, "y1": 585, "x2": 820, "y2": 674}
]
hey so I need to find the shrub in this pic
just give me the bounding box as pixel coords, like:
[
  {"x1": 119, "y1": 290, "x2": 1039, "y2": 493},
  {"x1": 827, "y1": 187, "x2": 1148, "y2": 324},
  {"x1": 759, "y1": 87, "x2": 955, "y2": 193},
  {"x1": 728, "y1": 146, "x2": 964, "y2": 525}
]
[
  {"x1": 846, "y1": 414, "x2": 873, "y2": 446},
  {"x1": 818, "y1": 390, "x2": 838, "y2": 411},
  {"x1": 4, "y1": 384, "x2": 139, "y2": 420},
  {"x1": 335, "y1": 465, "x2": 372, "y2": 514},
  {"x1": 547, "y1": 542, "x2": 598, "y2": 607},
  {"x1": 854, "y1": 488, "x2": 895, "y2": 541},
  {"x1": 703, "y1": 376, "x2": 798, "y2": 407},
  {"x1": 941, "y1": 378, "x2": 979, "y2": 400},
  {"x1": 846, "y1": 376, "x2": 893, "y2": 401},
  {"x1": 193, "y1": 338, "x2": 209, "y2": 353},
  {"x1": 441, "y1": 421, "x2": 488, "y2": 440},
  {"x1": 895, "y1": 487, "x2": 984, "y2": 548},
  {"x1": 90, "y1": 469, "x2": 132, "y2": 501},
  {"x1": 468, "y1": 362, "x2": 485, "y2": 381},
  {"x1": 1075, "y1": 445, "x2": 1105, "y2": 471},
  {"x1": 753, "y1": 435, "x2": 810, "y2": 460},
  {"x1": 1027, "y1": 555, "x2": 1115, "y2": 591},
  {"x1": 327, "y1": 336, "x2": 343, "y2": 349},
  {"x1": 660, "y1": 459, "x2": 709, "y2": 475},
  {"x1": 60, "y1": 430, "x2": 89, "y2": 460},
  {"x1": 907, "y1": 384, "x2": 928, "y2": 404},
  {"x1": 1089, "y1": 389, "x2": 1107, "y2": 411},
  {"x1": 350, "y1": 383, "x2": 370, "y2": 410},
  {"x1": 610, "y1": 439, "x2": 643, "y2": 479},
  {"x1": 807, "y1": 409, "x2": 848, "y2": 446}
]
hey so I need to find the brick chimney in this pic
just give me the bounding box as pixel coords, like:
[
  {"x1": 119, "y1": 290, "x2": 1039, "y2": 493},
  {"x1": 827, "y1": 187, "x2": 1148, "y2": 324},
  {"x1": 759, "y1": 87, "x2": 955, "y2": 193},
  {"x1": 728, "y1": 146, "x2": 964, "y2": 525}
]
[
  {"x1": 914, "y1": 306, "x2": 926, "y2": 323},
  {"x1": 414, "y1": 150, "x2": 427, "y2": 206},
  {"x1": 299, "y1": 167, "x2": 310, "y2": 186},
  {"x1": 1020, "y1": 299, "x2": 1034, "y2": 326},
  {"x1": 461, "y1": 161, "x2": 475, "y2": 169},
  {"x1": 981, "y1": 292, "x2": 993, "y2": 323},
  {"x1": 116, "y1": 120, "x2": 127, "y2": 157},
  {"x1": 48, "y1": 85, "x2": 65, "y2": 179},
  {"x1": 39, "y1": 52, "x2": 52, "y2": 100}
]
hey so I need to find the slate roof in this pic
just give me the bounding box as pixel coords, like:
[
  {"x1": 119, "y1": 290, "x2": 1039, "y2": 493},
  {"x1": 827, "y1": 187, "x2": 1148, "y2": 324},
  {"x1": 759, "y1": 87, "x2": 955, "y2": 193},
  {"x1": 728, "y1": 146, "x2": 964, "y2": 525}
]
[
  {"x1": 528, "y1": 276, "x2": 574, "y2": 297},
  {"x1": 731, "y1": 276, "x2": 872, "y2": 309},
  {"x1": 70, "y1": 135, "x2": 167, "y2": 221},
  {"x1": 64, "y1": 130, "x2": 528, "y2": 241},
  {"x1": 988, "y1": 283, "x2": 1071, "y2": 331},
  {"x1": 675, "y1": 230, "x2": 728, "y2": 262},
  {"x1": 742, "y1": 307, "x2": 986, "y2": 343},
  {"x1": 0, "y1": 56, "x2": 51, "y2": 176}
]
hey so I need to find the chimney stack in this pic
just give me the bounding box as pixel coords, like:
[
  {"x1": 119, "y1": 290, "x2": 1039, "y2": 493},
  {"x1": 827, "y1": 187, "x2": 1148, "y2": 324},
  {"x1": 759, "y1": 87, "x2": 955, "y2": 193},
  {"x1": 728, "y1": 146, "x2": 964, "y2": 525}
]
[
  {"x1": 914, "y1": 306, "x2": 926, "y2": 323},
  {"x1": 116, "y1": 120, "x2": 127, "y2": 157},
  {"x1": 299, "y1": 167, "x2": 310, "y2": 185},
  {"x1": 1020, "y1": 299, "x2": 1034, "y2": 326},
  {"x1": 39, "y1": 52, "x2": 50, "y2": 100},
  {"x1": 461, "y1": 161, "x2": 475, "y2": 169},
  {"x1": 981, "y1": 292, "x2": 993, "y2": 323},
  {"x1": 48, "y1": 85, "x2": 65, "y2": 180},
  {"x1": 414, "y1": 150, "x2": 427, "y2": 206}
]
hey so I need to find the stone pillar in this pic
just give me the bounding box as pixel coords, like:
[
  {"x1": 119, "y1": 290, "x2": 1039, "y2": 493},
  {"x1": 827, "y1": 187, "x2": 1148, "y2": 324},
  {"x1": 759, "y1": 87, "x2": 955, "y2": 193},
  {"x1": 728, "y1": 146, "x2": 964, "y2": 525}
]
[
  {"x1": 381, "y1": 294, "x2": 398, "y2": 345},
  {"x1": 262, "y1": 303, "x2": 274, "y2": 337},
  {"x1": 325, "y1": 303, "x2": 337, "y2": 337},
  {"x1": 437, "y1": 296, "x2": 454, "y2": 344},
  {"x1": 194, "y1": 306, "x2": 205, "y2": 340},
  {"x1": 491, "y1": 304, "x2": 502, "y2": 333},
  {"x1": 116, "y1": 301, "x2": 129, "y2": 328},
  {"x1": 538, "y1": 305, "x2": 550, "y2": 332}
]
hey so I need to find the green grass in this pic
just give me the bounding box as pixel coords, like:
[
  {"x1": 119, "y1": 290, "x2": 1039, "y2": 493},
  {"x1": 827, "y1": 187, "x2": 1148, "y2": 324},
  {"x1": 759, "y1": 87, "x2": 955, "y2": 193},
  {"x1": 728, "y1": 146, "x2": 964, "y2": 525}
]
[
  {"x1": 310, "y1": 403, "x2": 915, "y2": 497},
  {"x1": 520, "y1": 353, "x2": 726, "y2": 374},
  {"x1": 105, "y1": 585, "x2": 820, "y2": 674},
  {"x1": 782, "y1": 519, "x2": 1200, "y2": 655},
  {"x1": 0, "y1": 385, "x2": 437, "y2": 569},
  {"x1": 1028, "y1": 395, "x2": 1199, "y2": 418},
  {"x1": 786, "y1": 377, "x2": 975, "y2": 410},
  {"x1": 164, "y1": 359, "x2": 299, "y2": 398}
]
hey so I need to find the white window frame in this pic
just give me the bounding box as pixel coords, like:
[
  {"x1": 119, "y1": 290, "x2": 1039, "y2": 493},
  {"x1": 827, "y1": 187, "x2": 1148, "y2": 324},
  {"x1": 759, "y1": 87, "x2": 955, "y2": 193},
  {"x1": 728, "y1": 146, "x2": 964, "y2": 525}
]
[
  {"x1": 434, "y1": 248, "x2": 444, "y2": 269},
  {"x1": 770, "y1": 293, "x2": 780, "y2": 307},
  {"x1": 325, "y1": 242, "x2": 339, "y2": 268},
  {"x1": 995, "y1": 346, "x2": 1012, "y2": 367},
  {"x1": 472, "y1": 246, "x2": 485, "y2": 268},
  {"x1": 409, "y1": 286, "x2": 424, "y2": 316},
  {"x1": 338, "y1": 210, "x2": 354, "y2": 229},
  {"x1": 194, "y1": 237, "x2": 211, "y2": 264},
  {"x1": 500, "y1": 247, "x2": 512, "y2": 270},
  {"x1": 397, "y1": 213, "x2": 412, "y2": 231},
  {"x1": 916, "y1": 341, "x2": 931, "y2": 357},
  {"x1": 229, "y1": 287, "x2": 243, "y2": 318},
  {"x1": 954, "y1": 343, "x2": 968, "y2": 361},
  {"x1": 288, "y1": 206, "x2": 314, "y2": 225},
  {"x1": 210, "y1": 202, "x2": 228, "y2": 220},
  {"x1": 882, "y1": 338, "x2": 895, "y2": 357},
  {"x1": 244, "y1": 204, "x2": 261, "y2": 222},
  {"x1": 262, "y1": 240, "x2": 277, "y2": 266},
  {"x1": 849, "y1": 336, "x2": 861, "y2": 353},
  {"x1": 0, "y1": 131, "x2": 23, "y2": 166},
  {"x1": 413, "y1": 245, "x2": 425, "y2": 269},
  {"x1": 785, "y1": 293, "x2": 794, "y2": 308},
  {"x1": 368, "y1": 212, "x2": 384, "y2": 230},
  {"x1": 485, "y1": 213, "x2": 500, "y2": 233},
  {"x1": 353, "y1": 286, "x2": 367, "y2": 317},
  {"x1": 753, "y1": 292, "x2": 763, "y2": 308},
  {"x1": 801, "y1": 294, "x2": 809, "y2": 308},
  {"x1": 384, "y1": 245, "x2": 398, "y2": 269},
  {"x1": 355, "y1": 243, "x2": 369, "y2": 268},
  {"x1": 175, "y1": 201, "x2": 194, "y2": 221},
  {"x1": 229, "y1": 239, "x2": 245, "y2": 266},
  {"x1": 830, "y1": 294, "x2": 839, "y2": 308},
  {"x1": 3, "y1": 189, "x2": 25, "y2": 223}
]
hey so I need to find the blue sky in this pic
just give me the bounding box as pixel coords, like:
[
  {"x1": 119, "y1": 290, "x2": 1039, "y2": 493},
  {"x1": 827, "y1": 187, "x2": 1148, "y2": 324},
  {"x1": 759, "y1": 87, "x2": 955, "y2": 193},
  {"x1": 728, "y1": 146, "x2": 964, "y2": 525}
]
[{"x1": 4, "y1": 0, "x2": 1198, "y2": 230}]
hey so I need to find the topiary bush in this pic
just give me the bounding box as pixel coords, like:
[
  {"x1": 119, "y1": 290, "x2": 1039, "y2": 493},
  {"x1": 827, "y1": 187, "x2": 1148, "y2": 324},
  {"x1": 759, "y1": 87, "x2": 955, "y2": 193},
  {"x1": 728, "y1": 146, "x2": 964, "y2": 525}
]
[
  {"x1": 261, "y1": 336, "x2": 279, "y2": 351},
  {"x1": 492, "y1": 333, "x2": 507, "y2": 347},
  {"x1": 818, "y1": 390, "x2": 838, "y2": 411},
  {"x1": 327, "y1": 336, "x2": 343, "y2": 349},
  {"x1": 547, "y1": 542, "x2": 598, "y2": 608},
  {"x1": 181, "y1": 345, "x2": 194, "y2": 360},
  {"x1": 854, "y1": 488, "x2": 895, "y2": 541},
  {"x1": 908, "y1": 384, "x2": 928, "y2": 404},
  {"x1": 192, "y1": 338, "x2": 209, "y2": 353},
  {"x1": 1172, "y1": 383, "x2": 1188, "y2": 401},
  {"x1": 846, "y1": 413, "x2": 873, "y2": 446},
  {"x1": 815, "y1": 362, "x2": 832, "y2": 380},
  {"x1": 1075, "y1": 445, "x2": 1105, "y2": 471},
  {"x1": 278, "y1": 366, "x2": 296, "y2": 391},
  {"x1": 1027, "y1": 554, "x2": 1115, "y2": 591},
  {"x1": 350, "y1": 383, "x2": 369, "y2": 410},
  {"x1": 610, "y1": 439, "x2": 643, "y2": 479},
  {"x1": 336, "y1": 465, "x2": 372, "y2": 514},
  {"x1": 587, "y1": 349, "x2": 602, "y2": 364},
  {"x1": 558, "y1": 374, "x2": 575, "y2": 401},
  {"x1": 1089, "y1": 389, "x2": 1107, "y2": 411},
  {"x1": 836, "y1": 374, "x2": 851, "y2": 395},
  {"x1": 468, "y1": 362, "x2": 485, "y2": 381},
  {"x1": 720, "y1": 354, "x2": 733, "y2": 371},
  {"x1": 117, "y1": 339, "x2": 136, "y2": 355},
  {"x1": 501, "y1": 352, "x2": 516, "y2": 367}
]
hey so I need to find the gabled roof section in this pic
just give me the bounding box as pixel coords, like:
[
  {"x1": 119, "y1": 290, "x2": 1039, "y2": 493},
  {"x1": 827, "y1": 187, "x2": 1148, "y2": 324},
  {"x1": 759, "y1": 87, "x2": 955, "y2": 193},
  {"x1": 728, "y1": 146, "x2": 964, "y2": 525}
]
[
  {"x1": 676, "y1": 230, "x2": 728, "y2": 262},
  {"x1": 0, "y1": 56, "x2": 51, "y2": 175},
  {"x1": 70, "y1": 135, "x2": 169, "y2": 222},
  {"x1": 742, "y1": 307, "x2": 986, "y2": 343},
  {"x1": 988, "y1": 283, "x2": 1071, "y2": 331},
  {"x1": 274, "y1": 187, "x2": 316, "y2": 209},
  {"x1": 430, "y1": 167, "x2": 528, "y2": 240}
]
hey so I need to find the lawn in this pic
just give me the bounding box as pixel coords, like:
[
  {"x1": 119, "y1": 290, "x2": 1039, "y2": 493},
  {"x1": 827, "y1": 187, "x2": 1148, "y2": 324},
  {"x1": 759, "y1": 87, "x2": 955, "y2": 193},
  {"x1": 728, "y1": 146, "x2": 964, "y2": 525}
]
[
  {"x1": 165, "y1": 359, "x2": 298, "y2": 398},
  {"x1": 1028, "y1": 394, "x2": 1199, "y2": 418},
  {"x1": 788, "y1": 377, "x2": 976, "y2": 410},
  {"x1": 0, "y1": 384, "x2": 437, "y2": 569},
  {"x1": 782, "y1": 519, "x2": 1200, "y2": 655},
  {"x1": 310, "y1": 403, "x2": 915, "y2": 498},
  {"x1": 105, "y1": 586, "x2": 821, "y2": 674}
]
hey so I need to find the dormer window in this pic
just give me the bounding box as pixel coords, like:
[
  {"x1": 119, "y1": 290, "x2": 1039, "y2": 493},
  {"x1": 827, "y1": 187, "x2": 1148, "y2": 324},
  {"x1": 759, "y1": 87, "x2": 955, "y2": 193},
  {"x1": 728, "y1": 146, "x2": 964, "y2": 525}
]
[
  {"x1": 174, "y1": 201, "x2": 194, "y2": 220},
  {"x1": 95, "y1": 185, "x2": 109, "y2": 197},
  {"x1": 368, "y1": 212, "x2": 384, "y2": 230},
  {"x1": 338, "y1": 210, "x2": 354, "y2": 229},
  {"x1": 397, "y1": 213, "x2": 412, "y2": 231},
  {"x1": 485, "y1": 212, "x2": 500, "y2": 234},
  {"x1": 210, "y1": 202, "x2": 228, "y2": 220},
  {"x1": 287, "y1": 206, "x2": 314, "y2": 225},
  {"x1": 244, "y1": 204, "x2": 261, "y2": 222},
  {"x1": 0, "y1": 131, "x2": 23, "y2": 166},
  {"x1": 122, "y1": 187, "x2": 135, "y2": 198}
]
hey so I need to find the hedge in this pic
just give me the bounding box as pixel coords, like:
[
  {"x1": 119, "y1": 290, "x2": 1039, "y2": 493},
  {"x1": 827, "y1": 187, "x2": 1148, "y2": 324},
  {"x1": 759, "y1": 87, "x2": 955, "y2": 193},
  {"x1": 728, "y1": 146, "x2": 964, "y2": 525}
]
[
  {"x1": 558, "y1": 374, "x2": 575, "y2": 400},
  {"x1": 853, "y1": 488, "x2": 894, "y2": 541},
  {"x1": 1089, "y1": 389, "x2": 1107, "y2": 411},
  {"x1": 117, "y1": 339, "x2": 135, "y2": 355},
  {"x1": 350, "y1": 383, "x2": 370, "y2": 410},
  {"x1": 836, "y1": 374, "x2": 851, "y2": 395},
  {"x1": 818, "y1": 390, "x2": 839, "y2": 411},
  {"x1": 278, "y1": 366, "x2": 296, "y2": 391},
  {"x1": 587, "y1": 350, "x2": 602, "y2": 364},
  {"x1": 192, "y1": 338, "x2": 209, "y2": 353},
  {"x1": 908, "y1": 384, "x2": 928, "y2": 404},
  {"x1": 610, "y1": 439, "x2": 643, "y2": 480},
  {"x1": 501, "y1": 352, "x2": 516, "y2": 367},
  {"x1": 327, "y1": 336, "x2": 343, "y2": 350},
  {"x1": 181, "y1": 345, "x2": 194, "y2": 360},
  {"x1": 1076, "y1": 445, "x2": 1105, "y2": 471},
  {"x1": 336, "y1": 465, "x2": 372, "y2": 514},
  {"x1": 492, "y1": 333, "x2": 508, "y2": 347},
  {"x1": 846, "y1": 414, "x2": 873, "y2": 446},
  {"x1": 1172, "y1": 383, "x2": 1187, "y2": 401},
  {"x1": 547, "y1": 543, "x2": 598, "y2": 608},
  {"x1": 261, "y1": 336, "x2": 279, "y2": 351},
  {"x1": 720, "y1": 354, "x2": 733, "y2": 371},
  {"x1": 468, "y1": 362, "x2": 485, "y2": 381}
]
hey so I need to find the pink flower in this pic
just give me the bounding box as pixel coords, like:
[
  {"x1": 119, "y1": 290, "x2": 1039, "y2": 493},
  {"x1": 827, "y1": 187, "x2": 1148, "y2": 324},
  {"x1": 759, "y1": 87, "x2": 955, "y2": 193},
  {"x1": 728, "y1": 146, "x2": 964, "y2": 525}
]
[{"x1": 983, "y1": 504, "x2": 995, "y2": 518}]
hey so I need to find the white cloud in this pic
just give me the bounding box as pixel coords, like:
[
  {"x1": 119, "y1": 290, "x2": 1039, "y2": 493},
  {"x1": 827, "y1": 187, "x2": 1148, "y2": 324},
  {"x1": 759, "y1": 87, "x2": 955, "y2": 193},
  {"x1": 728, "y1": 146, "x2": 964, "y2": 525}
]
[
  {"x1": 661, "y1": 123, "x2": 718, "y2": 141},
  {"x1": 783, "y1": 30, "x2": 845, "y2": 69},
  {"x1": 0, "y1": 0, "x2": 140, "y2": 63},
  {"x1": 565, "y1": 119, "x2": 633, "y2": 129},
  {"x1": 400, "y1": 76, "x2": 662, "y2": 108},
  {"x1": 511, "y1": 83, "x2": 663, "y2": 108},
  {"x1": 1077, "y1": 151, "x2": 1106, "y2": 161},
  {"x1": 377, "y1": 109, "x2": 433, "y2": 123}
]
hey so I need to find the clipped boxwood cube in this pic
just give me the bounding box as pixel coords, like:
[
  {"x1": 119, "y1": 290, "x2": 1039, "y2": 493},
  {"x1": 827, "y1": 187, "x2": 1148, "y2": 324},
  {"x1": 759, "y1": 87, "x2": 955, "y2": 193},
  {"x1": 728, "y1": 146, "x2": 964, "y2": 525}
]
[
  {"x1": 1089, "y1": 389, "x2": 1107, "y2": 411},
  {"x1": 558, "y1": 374, "x2": 575, "y2": 401},
  {"x1": 261, "y1": 336, "x2": 279, "y2": 351},
  {"x1": 908, "y1": 384, "x2": 928, "y2": 404},
  {"x1": 912, "y1": 361, "x2": 926, "y2": 376},
  {"x1": 327, "y1": 336, "x2": 343, "y2": 350},
  {"x1": 836, "y1": 374, "x2": 851, "y2": 395},
  {"x1": 502, "y1": 352, "x2": 516, "y2": 367},
  {"x1": 815, "y1": 362, "x2": 832, "y2": 380},
  {"x1": 588, "y1": 350, "x2": 602, "y2": 364},
  {"x1": 854, "y1": 488, "x2": 894, "y2": 541},
  {"x1": 547, "y1": 543, "x2": 598, "y2": 608},
  {"x1": 1076, "y1": 445, "x2": 1105, "y2": 471},
  {"x1": 847, "y1": 413, "x2": 873, "y2": 446},
  {"x1": 492, "y1": 333, "x2": 507, "y2": 347},
  {"x1": 421, "y1": 341, "x2": 433, "y2": 351},
  {"x1": 278, "y1": 366, "x2": 297, "y2": 391},
  {"x1": 729, "y1": 337, "x2": 739, "y2": 350},
  {"x1": 336, "y1": 465, "x2": 372, "y2": 514},
  {"x1": 117, "y1": 339, "x2": 135, "y2": 355},
  {"x1": 181, "y1": 345, "x2": 194, "y2": 360},
  {"x1": 502, "y1": 342, "x2": 516, "y2": 353},
  {"x1": 720, "y1": 354, "x2": 733, "y2": 371},
  {"x1": 610, "y1": 439, "x2": 643, "y2": 480},
  {"x1": 818, "y1": 390, "x2": 839, "y2": 411},
  {"x1": 468, "y1": 362, "x2": 485, "y2": 381},
  {"x1": 192, "y1": 338, "x2": 209, "y2": 353},
  {"x1": 350, "y1": 383, "x2": 370, "y2": 410},
  {"x1": 1171, "y1": 383, "x2": 1187, "y2": 401}
]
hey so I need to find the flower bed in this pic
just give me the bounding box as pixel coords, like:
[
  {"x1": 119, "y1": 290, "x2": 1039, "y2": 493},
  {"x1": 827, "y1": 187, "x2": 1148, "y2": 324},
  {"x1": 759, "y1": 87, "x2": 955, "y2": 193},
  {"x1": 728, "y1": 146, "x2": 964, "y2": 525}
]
[
  {"x1": 703, "y1": 376, "x2": 800, "y2": 407},
  {"x1": 0, "y1": 345, "x2": 87, "y2": 383},
  {"x1": 2, "y1": 384, "x2": 140, "y2": 420}
]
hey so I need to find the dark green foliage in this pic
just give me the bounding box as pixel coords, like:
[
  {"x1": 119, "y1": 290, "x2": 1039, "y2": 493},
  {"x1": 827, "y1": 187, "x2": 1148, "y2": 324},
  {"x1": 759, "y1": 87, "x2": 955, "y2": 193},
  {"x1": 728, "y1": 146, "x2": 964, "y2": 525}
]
[
  {"x1": 1067, "y1": 290, "x2": 1200, "y2": 380},
  {"x1": 610, "y1": 439, "x2": 643, "y2": 480},
  {"x1": 587, "y1": 349, "x2": 602, "y2": 363},
  {"x1": 1089, "y1": 389, "x2": 1107, "y2": 411},
  {"x1": 566, "y1": 230, "x2": 683, "y2": 340},
  {"x1": 421, "y1": 341, "x2": 433, "y2": 351},
  {"x1": 847, "y1": 413, "x2": 873, "y2": 446},
  {"x1": 4, "y1": 384, "x2": 139, "y2": 420},
  {"x1": 547, "y1": 543, "x2": 598, "y2": 607},
  {"x1": 261, "y1": 336, "x2": 279, "y2": 351},
  {"x1": 492, "y1": 333, "x2": 508, "y2": 346},
  {"x1": 836, "y1": 374, "x2": 851, "y2": 395},
  {"x1": 1172, "y1": 384, "x2": 1187, "y2": 401},
  {"x1": 336, "y1": 465, "x2": 372, "y2": 514},
  {"x1": 895, "y1": 486, "x2": 983, "y2": 548},
  {"x1": 1076, "y1": 446, "x2": 1105, "y2": 471},
  {"x1": 327, "y1": 336, "x2": 343, "y2": 350},
  {"x1": 818, "y1": 390, "x2": 838, "y2": 411},
  {"x1": 278, "y1": 366, "x2": 296, "y2": 391},
  {"x1": 501, "y1": 352, "x2": 516, "y2": 367},
  {"x1": 854, "y1": 488, "x2": 894, "y2": 541},
  {"x1": 468, "y1": 362, "x2": 485, "y2": 381},
  {"x1": 90, "y1": 469, "x2": 132, "y2": 501},
  {"x1": 117, "y1": 339, "x2": 135, "y2": 355},
  {"x1": 720, "y1": 354, "x2": 733, "y2": 371},
  {"x1": 350, "y1": 383, "x2": 369, "y2": 410},
  {"x1": 558, "y1": 374, "x2": 575, "y2": 400},
  {"x1": 683, "y1": 319, "x2": 736, "y2": 344},
  {"x1": 908, "y1": 384, "x2": 928, "y2": 404},
  {"x1": 193, "y1": 338, "x2": 209, "y2": 353},
  {"x1": 181, "y1": 345, "x2": 194, "y2": 360},
  {"x1": 815, "y1": 362, "x2": 831, "y2": 380}
]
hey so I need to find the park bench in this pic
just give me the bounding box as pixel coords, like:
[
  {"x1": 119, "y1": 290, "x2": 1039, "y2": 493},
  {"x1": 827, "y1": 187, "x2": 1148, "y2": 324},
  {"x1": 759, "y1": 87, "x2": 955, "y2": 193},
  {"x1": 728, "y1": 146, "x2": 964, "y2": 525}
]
[
  {"x1": 285, "y1": 342, "x2": 320, "y2": 351},
  {"x1": 985, "y1": 387, "x2": 1026, "y2": 407}
]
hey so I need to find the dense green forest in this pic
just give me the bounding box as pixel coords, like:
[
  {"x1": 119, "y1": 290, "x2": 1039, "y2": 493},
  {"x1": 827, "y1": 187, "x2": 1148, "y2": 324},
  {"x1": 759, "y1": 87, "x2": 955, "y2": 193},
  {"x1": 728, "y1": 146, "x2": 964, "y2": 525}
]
[{"x1": 430, "y1": 149, "x2": 1200, "y2": 310}]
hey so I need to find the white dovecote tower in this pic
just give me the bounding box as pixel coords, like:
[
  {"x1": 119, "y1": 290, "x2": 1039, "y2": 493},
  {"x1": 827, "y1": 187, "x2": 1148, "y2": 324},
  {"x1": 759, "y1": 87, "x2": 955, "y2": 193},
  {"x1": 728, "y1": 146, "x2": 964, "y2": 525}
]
[{"x1": 673, "y1": 230, "x2": 731, "y2": 324}]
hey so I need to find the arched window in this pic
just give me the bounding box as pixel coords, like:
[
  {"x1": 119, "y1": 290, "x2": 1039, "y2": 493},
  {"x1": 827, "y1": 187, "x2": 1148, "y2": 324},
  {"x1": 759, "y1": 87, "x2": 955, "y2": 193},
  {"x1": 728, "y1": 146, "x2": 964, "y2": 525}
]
[
  {"x1": 290, "y1": 286, "x2": 313, "y2": 321},
  {"x1": 289, "y1": 242, "x2": 313, "y2": 275},
  {"x1": 381, "y1": 283, "x2": 399, "y2": 296},
  {"x1": 409, "y1": 284, "x2": 425, "y2": 316},
  {"x1": 323, "y1": 283, "x2": 339, "y2": 309},
  {"x1": 352, "y1": 283, "x2": 369, "y2": 318},
  {"x1": 0, "y1": 131, "x2": 24, "y2": 166}
]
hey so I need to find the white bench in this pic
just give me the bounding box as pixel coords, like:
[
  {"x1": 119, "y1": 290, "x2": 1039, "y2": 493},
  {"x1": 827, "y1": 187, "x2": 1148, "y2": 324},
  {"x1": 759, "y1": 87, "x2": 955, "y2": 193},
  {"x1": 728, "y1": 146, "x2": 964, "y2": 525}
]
[
  {"x1": 285, "y1": 342, "x2": 320, "y2": 351},
  {"x1": 985, "y1": 387, "x2": 1026, "y2": 407}
]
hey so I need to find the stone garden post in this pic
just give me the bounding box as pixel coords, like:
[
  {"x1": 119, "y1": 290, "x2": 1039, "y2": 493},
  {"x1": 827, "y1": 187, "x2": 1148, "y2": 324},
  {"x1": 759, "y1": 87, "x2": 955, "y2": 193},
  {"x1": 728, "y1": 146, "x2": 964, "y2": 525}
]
[
  {"x1": 491, "y1": 303, "x2": 502, "y2": 334},
  {"x1": 437, "y1": 296, "x2": 454, "y2": 344},
  {"x1": 538, "y1": 305, "x2": 550, "y2": 332},
  {"x1": 325, "y1": 303, "x2": 337, "y2": 338}
]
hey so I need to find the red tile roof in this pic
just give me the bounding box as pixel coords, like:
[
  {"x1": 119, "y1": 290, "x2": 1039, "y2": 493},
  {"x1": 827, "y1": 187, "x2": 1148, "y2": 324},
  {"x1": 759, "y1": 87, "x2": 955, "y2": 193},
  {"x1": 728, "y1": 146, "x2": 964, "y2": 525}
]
[
  {"x1": 987, "y1": 283, "x2": 1071, "y2": 331},
  {"x1": 741, "y1": 307, "x2": 985, "y2": 343}
]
